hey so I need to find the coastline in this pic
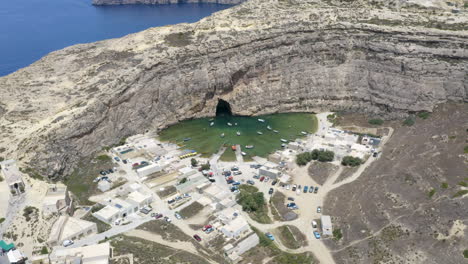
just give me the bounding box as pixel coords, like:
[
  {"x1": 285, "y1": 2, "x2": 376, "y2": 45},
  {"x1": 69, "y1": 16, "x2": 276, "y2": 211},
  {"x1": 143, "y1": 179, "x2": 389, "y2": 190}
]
[{"x1": 92, "y1": 0, "x2": 245, "y2": 5}]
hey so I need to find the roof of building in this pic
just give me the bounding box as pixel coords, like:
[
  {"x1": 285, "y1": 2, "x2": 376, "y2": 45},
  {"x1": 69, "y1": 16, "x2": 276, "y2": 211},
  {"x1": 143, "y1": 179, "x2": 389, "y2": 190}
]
[
  {"x1": 127, "y1": 191, "x2": 151, "y2": 204},
  {"x1": 113, "y1": 198, "x2": 133, "y2": 210},
  {"x1": 203, "y1": 184, "x2": 223, "y2": 197},
  {"x1": 321, "y1": 215, "x2": 332, "y2": 227},
  {"x1": 223, "y1": 217, "x2": 248, "y2": 233},
  {"x1": 53, "y1": 242, "x2": 110, "y2": 264},
  {"x1": 0, "y1": 240, "x2": 14, "y2": 251},
  {"x1": 179, "y1": 167, "x2": 196, "y2": 174},
  {"x1": 93, "y1": 205, "x2": 120, "y2": 220},
  {"x1": 7, "y1": 249, "x2": 24, "y2": 262},
  {"x1": 61, "y1": 217, "x2": 96, "y2": 240}
]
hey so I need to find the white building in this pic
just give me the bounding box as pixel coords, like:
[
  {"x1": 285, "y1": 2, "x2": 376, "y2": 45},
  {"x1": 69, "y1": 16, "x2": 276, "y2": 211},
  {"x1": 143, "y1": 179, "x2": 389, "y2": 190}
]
[
  {"x1": 287, "y1": 142, "x2": 302, "y2": 151},
  {"x1": 92, "y1": 205, "x2": 120, "y2": 225},
  {"x1": 321, "y1": 215, "x2": 333, "y2": 236},
  {"x1": 224, "y1": 233, "x2": 260, "y2": 262},
  {"x1": 178, "y1": 167, "x2": 197, "y2": 178},
  {"x1": 127, "y1": 191, "x2": 153, "y2": 208},
  {"x1": 136, "y1": 163, "x2": 162, "y2": 177},
  {"x1": 259, "y1": 166, "x2": 281, "y2": 179},
  {"x1": 220, "y1": 217, "x2": 250, "y2": 238},
  {"x1": 51, "y1": 242, "x2": 110, "y2": 264},
  {"x1": 43, "y1": 183, "x2": 72, "y2": 216},
  {"x1": 216, "y1": 207, "x2": 240, "y2": 224},
  {"x1": 47, "y1": 216, "x2": 97, "y2": 247},
  {"x1": 0, "y1": 160, "x2": 25, "y2": 196},
  {"x1": 97, "y1": 180, "x2": 111, "y2": 192}
]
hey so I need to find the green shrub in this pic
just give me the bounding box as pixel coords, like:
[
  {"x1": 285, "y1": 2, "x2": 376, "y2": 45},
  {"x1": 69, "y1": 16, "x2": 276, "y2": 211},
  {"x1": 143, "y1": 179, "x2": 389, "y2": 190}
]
[
  {"x1": 333, "y1": 229, "x2": 343, "y2": 240},
  {"x1": 296, "y1": 149, "x2": 334, "y2": 165},
  {"x1": 403, "y1": 118, "x2": 415, "y2": 126},
  {"x1": 179, "y1": 177, "x2": 187, "y2": 184},
  {"x1": 428, "y1": 188, "x2": 436, "y2": 198},
  {"x1": 190, "y1": 158, "x2": 198, "y2": 167},
  {"x1": 200, "y1": 163, "x2": 210, "y2": 170},
  {"x1": 464, "y1": 146, "x2": 468, "y2": 154},
  {"x1": 441, "y1": 182, "x2": 448, "y2": 189},
  {"x1": 317, "y1": 150, "x2": 334, "y2": 162},
  {"x1": 96, "y1": 155, "x2": 111, "y2": 162},
  {"x1": 40, "y1": 246, "x2": 48, "y2": 255},
  {"x1": 463, "y1": 249, "x2": 468, "y2": 258},
  {"x1": 341, "y1": 156, "x2": 363, "y2": 167},
  {"x1": 0, "y1": 218, "x2": 5, "y2": 224},
  {"x1": 368, "y1": 118, "x2": 384, "y2": 126},
  {"x1": 417, "y1": 112, "x2": 430, "y2": 119},
  {"x1": 452, "y1": 190, "x2": 468, "y2": 198},
  {"x1": 458, "y1": 181, "x2": 467, "y2": 187}
]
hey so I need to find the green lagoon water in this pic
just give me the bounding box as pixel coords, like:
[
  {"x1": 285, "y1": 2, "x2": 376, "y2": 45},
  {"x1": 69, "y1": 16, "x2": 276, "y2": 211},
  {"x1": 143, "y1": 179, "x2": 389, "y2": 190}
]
[{"x1": 158, "y1": 113, "x2": 318, "y2": 161}]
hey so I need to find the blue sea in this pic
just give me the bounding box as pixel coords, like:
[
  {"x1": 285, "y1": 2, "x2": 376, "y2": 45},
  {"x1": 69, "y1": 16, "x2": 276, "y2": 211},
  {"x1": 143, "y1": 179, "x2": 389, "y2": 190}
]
[{"x1": 0, "y1": 0, "x2": 231, "y2": 76}]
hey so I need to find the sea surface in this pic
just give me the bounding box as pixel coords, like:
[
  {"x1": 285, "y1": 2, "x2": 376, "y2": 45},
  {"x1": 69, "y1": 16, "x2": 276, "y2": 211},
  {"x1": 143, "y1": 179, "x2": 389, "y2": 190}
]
[
  {"x1": 0, "y1": 0, "x2": 231, "y2": 76},
  {"x1": 158, "y1": 113, "x2": 318, "y2": 161}
]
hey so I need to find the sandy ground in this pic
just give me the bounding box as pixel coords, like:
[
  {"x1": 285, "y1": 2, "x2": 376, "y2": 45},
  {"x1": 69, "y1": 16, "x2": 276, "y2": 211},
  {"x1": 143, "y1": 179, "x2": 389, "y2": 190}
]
[{"x1": 0, "y1": 181, "x2": 9, "y2": 219}]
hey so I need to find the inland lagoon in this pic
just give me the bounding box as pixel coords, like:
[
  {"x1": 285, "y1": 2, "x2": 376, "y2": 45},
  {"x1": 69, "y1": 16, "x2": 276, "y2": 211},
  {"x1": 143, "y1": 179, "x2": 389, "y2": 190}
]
[{"x1": 158, "y1": 112, "x2": 318, "y2": 161}]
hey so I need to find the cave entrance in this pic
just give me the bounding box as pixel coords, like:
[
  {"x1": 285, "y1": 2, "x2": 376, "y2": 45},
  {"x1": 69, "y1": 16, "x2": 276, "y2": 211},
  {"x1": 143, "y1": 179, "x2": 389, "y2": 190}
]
[{"x1": 216, "y1": 99, "x2": 232, "y2": 117}]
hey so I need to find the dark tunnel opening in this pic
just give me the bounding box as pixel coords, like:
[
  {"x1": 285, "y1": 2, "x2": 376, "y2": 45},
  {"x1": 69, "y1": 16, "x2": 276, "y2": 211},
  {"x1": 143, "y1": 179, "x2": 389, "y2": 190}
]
[{"x1": 215, "y1": 99, "x2": 232, "y2": 117}]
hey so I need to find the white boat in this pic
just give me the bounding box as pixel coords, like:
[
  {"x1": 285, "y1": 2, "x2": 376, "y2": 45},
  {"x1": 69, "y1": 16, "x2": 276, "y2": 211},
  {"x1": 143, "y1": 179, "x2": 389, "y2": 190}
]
[
  {"x1": 234, "y1": 123, "x2": 238, "y2": 126},
  {"x1": 301, "y1": 131, "x2": 307, "y2": 135},
  {"x1": 280, "y1": 139, "x2": 288, "y2": 143},
  {"x1": 236, "y1": 131, "x2": 241, "y2": 136},
  {"x1": 281, "y1": 143, "x2": 286, "y2": 147},
  {"x1": 257, "y1": 131, "x2": 263, "y2": 135},
  {"x1": 273, "y1": 130, "x2": 279, "y2": 133},
  {"x1": 245, "y1": 145, "x2": 254, "y2": 149},
  {"x1": 267, "y1": 126, "x2": 272, "y2": 130},
  {"x1": 258, "y1": 119, "x2": 265, "y2": 123},
  {"x1": 210, "y1": 122, "x2": 214, "y2": 126},
  {"x1": 227, "y1": 122, "x2": 233, "y2": 126},
  {"x1": 241, "y1": 152, "x2": 247, "y2": 156},
  {"x1": 220, "y1": 133, "x2": 225, "y2": 138}
]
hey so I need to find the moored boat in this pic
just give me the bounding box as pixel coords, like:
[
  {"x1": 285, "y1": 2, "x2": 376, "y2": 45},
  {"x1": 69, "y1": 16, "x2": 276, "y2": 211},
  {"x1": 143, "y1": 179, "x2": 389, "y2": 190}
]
[
  {"x1": 280, "y1": 139, "x2": 288, "y2": 143},
  {"x1": 273, "y1": 130, "x2": 279, "y2": 133},
  {"x1": 267, "y1": 126, "x2": 272, "y2": 130},
  {"x1": 281, "y1": 143, "x2": 286, "y2": 147},
  {"x1": 258, "y1": 119, "x2": 265, "y2": 122},
  {"x1": 183, "y1": 138, "x2": 191, "y2": 142},
  {"x1": 227, "y1": 122, "x2": 233, "y2": 126},
  {"x1": 220, "y1": 133, "x2": 225, "y2": 138},
  {"x1": 301, "y1": 131, "x2": 307, "y2": 135},
  {"x1": 257, "y1": 131, "x2": 263, "y2": 135},
  {"x1": 241, "y1": 152, "x2": 246, "y2": 156},
  {"x1": 210, "y1": 122, "x2": 214, "y2": 127},
  {"x1": 245, "y1": 145, "x2": 254, "y2": 149},
  {"x1": 236, "y1": 131, "x2": 241, "y2": 136},
  {"x1": 231, "y1": 145, "x2": 237, "y2": 151}
]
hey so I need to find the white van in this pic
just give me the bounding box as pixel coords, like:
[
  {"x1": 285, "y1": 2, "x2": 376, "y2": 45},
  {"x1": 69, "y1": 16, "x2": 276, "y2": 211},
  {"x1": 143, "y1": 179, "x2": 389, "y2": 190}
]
[{"x1": 312, "y1": 221, "x2": 318, "y2": 228}]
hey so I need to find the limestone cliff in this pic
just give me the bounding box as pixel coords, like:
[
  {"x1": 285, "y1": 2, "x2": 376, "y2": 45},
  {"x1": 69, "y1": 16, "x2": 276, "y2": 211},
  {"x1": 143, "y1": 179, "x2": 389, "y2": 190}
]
[
  {"x1": 0, "y1": 0, "x2": 466, "y2": 179},
  {"x1": 92, "y1": 0, "x2": 245, "y2": 5}
]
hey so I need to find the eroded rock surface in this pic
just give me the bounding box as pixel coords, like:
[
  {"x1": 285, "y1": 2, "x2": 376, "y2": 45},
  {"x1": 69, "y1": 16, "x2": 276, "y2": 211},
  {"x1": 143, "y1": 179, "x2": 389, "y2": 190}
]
[{"x1": 0, "y1": 0, "x2": 466, "y2": 178}]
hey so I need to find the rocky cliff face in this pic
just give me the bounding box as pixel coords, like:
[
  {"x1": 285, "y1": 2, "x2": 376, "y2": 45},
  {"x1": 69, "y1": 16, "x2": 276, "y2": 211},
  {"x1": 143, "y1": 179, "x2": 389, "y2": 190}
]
[
  {"x1": 92, "y1": 0, "x2": 245, "y2": 5},
  {"x1": 0, "y1": 0, "x2": 466, "y2": 179}
]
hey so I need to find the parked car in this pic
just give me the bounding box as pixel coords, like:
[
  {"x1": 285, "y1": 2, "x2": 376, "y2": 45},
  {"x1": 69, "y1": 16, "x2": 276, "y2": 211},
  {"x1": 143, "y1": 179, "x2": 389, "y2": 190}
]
[
  {"x1": 260, "y1": 176, "x2": 265, "y2": 182},
  {"x1": 271, "y1": 180, "x2": 277, "y2": 186},
  {"x1": 227, "y1": 179, "x2": 234, "y2": 184},
  {"x1": 193, "y1": 234, "x2": 202, "y2": 242},
  {"x1": 168, "y1": 199, "x2": 175, "y2": 204},
  {"x1": 286, "y1": 184, "x2": 290, "y2": 190},
  {"x1": 268, "y1": 188, "x2": 274, "y2": 195},
  {"x1": 153, "y1": 213, "x2": 163, "y2": 219},
  {"x1": 317, "y1": 206, "x2": 321, "y2": 213},
  {"x1": 205, "y1": 228, "x2": 214, "y2": 234},
  {"x1": 164, "y1": 216, "x2": 172, "y2": 223},
  {"x1": 62, "y1": 240, "x2": 74, "y2": 247},
  {"x1": 265, "y1": 233, "x2": 275, "y2": 241},
  {"x1": 312, "y1": 220, "x2": 318, "y2": 228},
  {"x1": 175, "y1": 212, "x2": 182, "y2": 220},
  {"x1": 264, "y1": 177, "x2": 270, "y2": 183},
  {"x1": 114, "y1": 157, "x2": 120, "y2": 162},
  {"x1": 233, "y1": 171, "x2": 242, "y2": 175},
  {"x1": 373, "y1": 152, "x2": 378, "y2": 157},
  {"x1": 99, "y1": 171, "x2": 107, "y2": 176},
  {"x1": 296, "y1": 188, "x2": 301, "y2": 195},
  {"x1": 253, "y1": 175, "x2": 260, "y2": 179},
  {"x1": 202, "y1": 225, "x2": 212, "y2": 231},
  {"x1": 314, "y1": 187, "x2": 319, "y2": 193},
  {"x1": 231, "y1": 166, "x2": 239, "y2": 171},
  {"x1": 287, "y1": 197, "x2": 295, "y2": 201},
  {"x1": 303, "y1": 186, "x2": 308, "y2": 193},
  {"x1": 292, "y1": 184, "x2": 297, "y2": 191},
  {"x1": 209, "y1": 178, "x2": 216, "y2": 183},
  {"x1": 313, "y1": 231, "x2": 321, "y2": 239},
  {"x1": 247, "y1": 180, "x2": 255, "y2": 185},
  {"x1": 232, "y1": 181, "x2": 241, "y2": 186},
  {"x1": 309, "y1": 186, "x2": 314, "y2": 193},
  {"x1": 298, "y1": 185, "x2": 302, "y2": 190},
  {"x1": 230, "y1": 186, "x2": 239, "y2": 192},
  {"x1": 122, "y1": 159, "x2": 128, "y2": 164}
]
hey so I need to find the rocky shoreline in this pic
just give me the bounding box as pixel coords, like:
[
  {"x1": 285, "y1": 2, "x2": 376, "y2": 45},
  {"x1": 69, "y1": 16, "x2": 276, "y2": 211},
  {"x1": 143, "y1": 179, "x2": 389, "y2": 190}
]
[{"x1": 92, "y1": 0, "x2": 244, "y2": 5}]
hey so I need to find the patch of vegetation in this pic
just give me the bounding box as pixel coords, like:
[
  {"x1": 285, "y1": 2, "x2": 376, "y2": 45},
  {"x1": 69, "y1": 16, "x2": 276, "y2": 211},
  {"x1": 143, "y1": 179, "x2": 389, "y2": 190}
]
[
  {"x1": 19, "y1": 167, "x2": 43, "y2": 180},
  {"x1": 23, "y1": 206, "x2": 38, "y2": 222},
  {"x1": 341, "y1": 156, "x2": 363, "y2": 167},
  {"x1": 296, "y1": 149, "x2": 335, "y2": 166},
  {"x1": 276, "y1": 226, "x2": 306, "y2": 249},
  {"x1": 0, "y1": 147, "x2": 5, "y2": 153},
  {"x1": 179, "y1": 177, "x2": 187, "y2": 184},
  {"x1": 83, "y1": 213, "x2": 111, "y2": 233},
  {"x1": 417, "y1": 111, "x2": 430, "y2": 119},
  {"x1": 463, "y1": 249, "x2": 468, "y2": 258},
  {"x1": 403, "y1": 118, "x2": 415, "y2": 126},
  {"x1": 458, "y1": 181, "x2": 467, "y2": 187},
  {"x1": 327, "y1": 113, "x2": 338, "y2": 126},
  {"x1": 0, "y1": 218, "x2": 5, "y2": 224},
  {"x1": 465, "y1": 146, "x2": 468, "y2": 154},
  {"x1": 164, "y1": 32, "x2": 194, "y2": 47},
  {"x1": 238, "y1": 185, "x2": 271, "y2": 224},
  {"x1": 428, "y1": 188, "x2": 436, "y2": 198},
  {"x1": 200, "y1": 162, "x2": 211, "y2": 170},
  {"x1": 111, "y1": 235, "x2": 211, "y2": 264},
  {"x1": 368, "y1": 118, "x2": 384, "y2": 126},
  {"x1": 96, "y1": 154, "x2": 112, "y2": 162},
  {"x1": 333, "y1": 228, "x2": 343, "y2": 240},
  {"x1": 40, "y1": 246, "x2": 48, "y2": 255},
  {"x1": 441, "y1": 182, "x2": 448, "y2": 189},
  {"x1": 178, "y1": 202, "x2": 204, "y2": 219},
  {"x1": 272, "y1": 252, "x2": 316, "y2": 264},
  {"x1": 453, "y1": 190, "x2": 468, "y2": 198},
  {"x1": 190, "y1": 158, "x2": 198, "y2": 167}
]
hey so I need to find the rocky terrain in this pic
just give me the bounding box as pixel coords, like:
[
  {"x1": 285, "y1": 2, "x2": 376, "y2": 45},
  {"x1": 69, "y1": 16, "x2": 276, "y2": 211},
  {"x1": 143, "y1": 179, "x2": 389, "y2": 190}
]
[
  {"x1": 0, "y1": 0, "x2": 466, "y2": 179},
  {"x1": 325, "y1": 103, "x2": 468, "y2": 263},
  {"x1": 92, "y1": 0, "x2": 245, "y2": 6}
]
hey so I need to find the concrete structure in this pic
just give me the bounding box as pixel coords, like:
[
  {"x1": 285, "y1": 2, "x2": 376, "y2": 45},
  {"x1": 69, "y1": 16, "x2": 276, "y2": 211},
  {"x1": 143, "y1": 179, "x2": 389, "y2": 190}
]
[
  {"x1": 287, "y1": 141, "x2": 302, "y2": 151},
  {"x1": 224, "y1": 233, "x2": 260, "y2": 262},
  {"x1": 97, "y1": 180, "x2": 111, "y2": 192},
  {"x1": 43, "y1": 183, "x2": 72, "y2": 216},
  {"x1": 136, "y1": 163, "x2": 162, "y2": 177},
  {"x1": 47, "y1": 216, "x2": 97, "y2": 247},
  {"x1": 258, "y1": 166, "x2": 281, "y2": 179},
  {"x1": 51, "y1": 242, "x2": 110, "y2": 264},
  {"x1": 92, "y1": 205, "x2": 120, "y2": 225},
  {"x1": 321, "y1": 215, "x2": 333, "y2": 236},
  {"x1": 220, "y1": 217, "x2": 249, "y2": 238},
  {"x1": 0, "y1": 160, "x2": 25, "y2": 196},
  {"x1": 176, "y1": 175, "x2": 209, "y2": 194},
  {"x1": 6, "y1": 249, "x2": 26, "y2": 264},
  {"x1": 127, "y1": 191, "x2": 153, "y2": 208},
  {"x1": 216, "y1": 207, "x2": 240, "y2": 224},
  {"x1": 267, "y1": 153, "x2": 282, "y2": 163},
  {"x1": 178, "y1": 167, "x2": 197, "y2": 178}
]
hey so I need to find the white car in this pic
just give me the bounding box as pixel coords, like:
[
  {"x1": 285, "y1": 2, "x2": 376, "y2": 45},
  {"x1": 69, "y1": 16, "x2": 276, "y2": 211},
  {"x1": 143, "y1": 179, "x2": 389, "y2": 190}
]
[
  {"x1": 286, "y1": 184, "x2": 290, "y2": 190},
  {"x1": 264, "y1": 177, "x2": 270, "y2": 183},
  {"x1": 317, "y1": 206, "x2": 321, "y2": 213},
  {"x1": 296, "y1": 188, "x2": 301, "y2": 195},
  {"x1": 62, "y1": 240, "x2": 74, "y2": 247},
  {"x1": 312, "y1": 220, "x2": 318, "y2": 228}
]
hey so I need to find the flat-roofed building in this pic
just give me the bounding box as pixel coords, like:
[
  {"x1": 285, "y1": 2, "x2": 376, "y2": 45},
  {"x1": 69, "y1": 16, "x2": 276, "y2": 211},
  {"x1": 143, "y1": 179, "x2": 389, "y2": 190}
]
[
  {"x1": 127, "y1": 191, "x2": 153, "y2": 208},
  {"x1": 136, "y1": 163, "x2": 162, "y2": 177},
  {"x1": 47, "y1": 216, "x2": 97, "y2": 247},
  {"x1": 259, "y1": 166, "x2": 281, "y2": 179},
  {"x1": 321, "y1": 215, "x2": 333, "y2": 236},
  {"x1": 176, "y1": 175, "x2": 209, "y2": 194},
  {"x1": 220, "y1": 217, "x2": 249, "y2": 238},
  {"x1": 92, "y1": 205, "x2": 120, "y2": 225},
  {"x1": 224, "y1": 233, "x2": 260, "y2": 262},
  {"x1": 0, "y1": 160, "x2": 25, "y2": 196},
  {"x1": 51, "y1": 242, "x2": 110, "y2": 264},
  {"x1": 178, "y1": 167, "x2": 197, "y2": 178},
  {"x1": 43, "y1": 183, "x2": 72, "y2": 216}
]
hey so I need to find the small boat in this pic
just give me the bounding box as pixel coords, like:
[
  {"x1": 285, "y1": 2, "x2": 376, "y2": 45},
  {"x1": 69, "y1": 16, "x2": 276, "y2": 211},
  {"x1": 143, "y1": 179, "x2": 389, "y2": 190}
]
[
  {"x1": 209, "y1": 118, "x2": 214, "y2": 121},
  {"x1": 273, "y1": 130, "x2": 279, "y2": 133},
  {"x1": 258, "y1": 119, "x2": 265, "y2": 123},
  {"x1": 301, "y1": 131, "x2": 307, "y2": 135},
  {"x1": 183, "y1": 138, "x2": 191, "y2": 142},
  {"x1": 257, "y1": 131, "x2": 263, "y2": 135},
  {"x1": 210, "y1": 122, "x2": 214, "y2": 127},
  {"x1": 241, "y1": 152, "x2": 247, "y2": 156},
  {"x1": 245, "y1": 145, "x2": 254, "y2": 149},
  {"x1": 220, "y1": 133, "x2": 225, "y2": 138},
  {"x1": 227, "y1": 122, "x2": 233, "y2": 126},
  {"x1": 267, "y1": 126, "x2": 272, "y2": 130},
  {"x1": 231, "y1": 145, "x2": 236, "y2": 151},
  {"x1": 280, "y1": 139, "x2": 288, "y2": 143},
  {"x1": 234, "y1": 123, "x2": 238, "y2": 126},
  {"x1": 281, "y1": 143, "x2": 286, "y2": 148},
  {"x1": 236, "y1": 131, "x2": 241, "y2": 136}
]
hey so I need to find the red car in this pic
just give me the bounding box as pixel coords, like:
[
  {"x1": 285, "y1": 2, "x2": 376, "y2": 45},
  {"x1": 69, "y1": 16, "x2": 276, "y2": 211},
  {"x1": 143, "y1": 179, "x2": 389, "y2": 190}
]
[
  {"x1": 193, "y1": 234, "x2": 202, "y2": 242},
  {"x1": 202, "y1": 225, "x2": 212, "y2": 231},
  {"x1": 260, "y1": 176, "x2": 265, "y2": 182}
]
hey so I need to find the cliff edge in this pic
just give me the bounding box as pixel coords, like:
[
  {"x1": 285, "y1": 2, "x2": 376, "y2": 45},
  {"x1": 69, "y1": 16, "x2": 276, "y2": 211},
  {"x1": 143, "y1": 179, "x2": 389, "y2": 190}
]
[
  {"x1": 92, "y1": 0, "x2": 245, "y2": 5},
  {"x1": 0, "y1": 0, "x2": 466, "y2": 179}
]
